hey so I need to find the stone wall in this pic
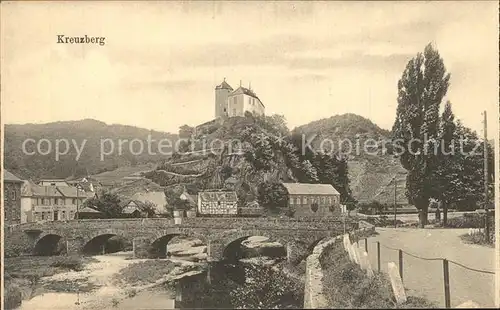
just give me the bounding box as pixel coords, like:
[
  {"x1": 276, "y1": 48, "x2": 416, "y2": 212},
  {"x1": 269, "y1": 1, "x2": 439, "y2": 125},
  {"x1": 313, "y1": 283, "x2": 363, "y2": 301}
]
[{"x1": 303, "y1": 221, "x2": 375, "y2": 309}]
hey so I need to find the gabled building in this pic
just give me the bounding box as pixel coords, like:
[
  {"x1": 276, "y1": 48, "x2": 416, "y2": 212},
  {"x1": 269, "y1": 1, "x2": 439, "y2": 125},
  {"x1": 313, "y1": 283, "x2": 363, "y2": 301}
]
[
  {"x1": 197, "y1": 189, "x2": 238, "y2": 216},
  {"x1": 21, "y1": 181, "x2": 91, "y2": 222},
  {"x1": 215, "y1": 79, "x2": 265, "y2": 118},
  {"x1": 120, "y1": 199, "x2": 147, "y2": 218},
  {"x1": 282, "y1": 183, "x2": 341, "y2": 218},
  {"x1": 3, "y1": 170, "x2": 24, "y2": 224}
]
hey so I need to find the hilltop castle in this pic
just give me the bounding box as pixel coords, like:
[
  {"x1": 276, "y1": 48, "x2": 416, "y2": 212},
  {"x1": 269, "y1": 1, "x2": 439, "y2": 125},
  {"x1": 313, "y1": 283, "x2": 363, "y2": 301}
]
[{"x1": 214, "y1": 79, "x2": 265, "y2": 118}]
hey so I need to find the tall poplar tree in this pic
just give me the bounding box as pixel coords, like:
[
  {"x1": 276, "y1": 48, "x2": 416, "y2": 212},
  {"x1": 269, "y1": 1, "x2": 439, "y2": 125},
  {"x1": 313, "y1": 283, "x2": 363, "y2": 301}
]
[{"x1": 392, "y1": 43, "x2": 450, "y2": 227}]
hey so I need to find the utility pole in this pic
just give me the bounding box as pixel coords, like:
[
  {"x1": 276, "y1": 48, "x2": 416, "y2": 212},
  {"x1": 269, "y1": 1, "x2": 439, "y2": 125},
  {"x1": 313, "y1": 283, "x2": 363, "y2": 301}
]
[
  {"x1": 394, "y1": 175, "x2": 397, "y2": 228},
  {"x1": 76, "y1": 185, "x2": 80, "y2": 220},
  {"x1": 483, "y1": 111, "x2": 490, "y2": 242}
]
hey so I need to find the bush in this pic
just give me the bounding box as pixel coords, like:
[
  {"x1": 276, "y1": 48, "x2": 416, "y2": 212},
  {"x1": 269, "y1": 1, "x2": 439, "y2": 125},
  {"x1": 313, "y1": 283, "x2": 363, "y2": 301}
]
[
  {"x1": 460, "y1": 231, "x2": 494, "y2": 247},
  {"x1": 320, "y1": 240, "x2": 436, "y2": 308},
  {"x1": 444, "y1": 213, "x2": 493, "y2": 229},
  {"x1": 4, "y1": 282, "x2": 22, "y2": 310},
  {"x1": 50, "y1": 256, "x2": 85, "y2": 271}
]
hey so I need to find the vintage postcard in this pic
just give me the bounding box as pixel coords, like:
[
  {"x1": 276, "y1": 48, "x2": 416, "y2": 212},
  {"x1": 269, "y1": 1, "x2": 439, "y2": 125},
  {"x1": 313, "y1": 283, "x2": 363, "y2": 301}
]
[{"x1": 1, "y1": 1, "x2": 499, "y2": 309}]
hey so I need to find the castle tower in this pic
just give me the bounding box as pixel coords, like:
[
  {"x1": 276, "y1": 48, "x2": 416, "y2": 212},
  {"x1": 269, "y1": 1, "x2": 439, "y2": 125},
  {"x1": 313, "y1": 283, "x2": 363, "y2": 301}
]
[{"x1": 214, "y1": 78, "x2": 233, "y2": 118}]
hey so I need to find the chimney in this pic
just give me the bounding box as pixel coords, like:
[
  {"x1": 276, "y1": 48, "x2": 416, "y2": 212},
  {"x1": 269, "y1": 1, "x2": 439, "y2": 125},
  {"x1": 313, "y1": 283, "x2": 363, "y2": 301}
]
[
  {"x1": 240, "y1": 80, "x2": 242, "y2": 87},
  {"x1": 249, "y1": 82, "x2": 252, "y2": 91}
]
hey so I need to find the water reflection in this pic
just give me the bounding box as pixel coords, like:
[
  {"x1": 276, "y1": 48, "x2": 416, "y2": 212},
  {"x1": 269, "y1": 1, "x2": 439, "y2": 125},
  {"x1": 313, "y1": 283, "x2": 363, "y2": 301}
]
[{"x1": 172, "y1": 260, "x2": 303, "y2": 309}]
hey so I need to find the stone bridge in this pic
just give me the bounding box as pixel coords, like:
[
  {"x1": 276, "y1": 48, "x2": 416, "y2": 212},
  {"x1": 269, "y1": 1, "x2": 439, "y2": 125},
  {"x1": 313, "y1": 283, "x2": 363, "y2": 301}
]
[{"x1": 5, "y1": 217, "x2": 359, "y2": 264}]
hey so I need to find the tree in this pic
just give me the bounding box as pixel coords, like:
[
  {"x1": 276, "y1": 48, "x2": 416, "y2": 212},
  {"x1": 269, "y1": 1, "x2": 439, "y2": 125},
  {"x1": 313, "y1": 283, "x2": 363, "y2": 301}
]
[
  {"x1": 257, "y1": 181, "x2": 289, "y2": 211},
  {"x1": 392, "y1": 43, "x2": 450, "y2": 227},
  {"x1": 313, "y1": 153, "x2": 355, "y2": 204},
  {"x1": 164, "y1": 185, "x2": 191, "y2": 211},
  {"x1": 229, "y1": 264, "x2": 303, "y2": 308},
  {"x1": 83, "y1": 192, "x2": 123, "y2": 218},
  {"x1": 141, "y1": 201, "x2": 158, "y2": 218},
  {"x1": 434, "y1": 101, "x2": 456, "y2": 225}
]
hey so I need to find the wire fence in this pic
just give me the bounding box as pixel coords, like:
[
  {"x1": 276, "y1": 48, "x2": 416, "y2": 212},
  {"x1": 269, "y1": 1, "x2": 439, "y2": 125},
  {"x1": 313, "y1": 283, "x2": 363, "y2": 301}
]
[{"x1": 354, "y1": 235, "x2": 494, "y2": 308}]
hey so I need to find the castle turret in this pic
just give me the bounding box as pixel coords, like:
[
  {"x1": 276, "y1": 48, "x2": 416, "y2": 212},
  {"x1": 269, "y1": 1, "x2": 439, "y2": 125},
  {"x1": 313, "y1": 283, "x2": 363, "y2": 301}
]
[{"x1": 215, "y1": 78, "x2": 233, "y2": 118}]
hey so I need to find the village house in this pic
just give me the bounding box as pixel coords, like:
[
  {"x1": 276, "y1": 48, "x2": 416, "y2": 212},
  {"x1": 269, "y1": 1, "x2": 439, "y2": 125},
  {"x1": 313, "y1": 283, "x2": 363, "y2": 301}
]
[
  {"x1": 119, "y1": 199, "x2": 148, "y2": 218},
  {"x1": 20, "y1": 181, "x2": 91, "y2": 223},
  {"x1": 282, "y1": 183, "x2": 341, "y2": 218},
  {"x1": 215, "y1": 79, "x2": 265, "y2": 118},
  {"x1": 197, "y1": 189, "x2": 238, "y2": 216},
  {"x1": 3, "y1": 170, "x2": 24, "y2": 225}
]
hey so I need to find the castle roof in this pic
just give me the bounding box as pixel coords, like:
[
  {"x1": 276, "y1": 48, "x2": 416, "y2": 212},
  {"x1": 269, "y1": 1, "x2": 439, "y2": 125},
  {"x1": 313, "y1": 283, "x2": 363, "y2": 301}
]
[
  {"x1": 229, "y1": 86, "x2": 264, "y2": 106},
  {"x1": 215, "y1": 79, "x2": 233, "y2": 91}
]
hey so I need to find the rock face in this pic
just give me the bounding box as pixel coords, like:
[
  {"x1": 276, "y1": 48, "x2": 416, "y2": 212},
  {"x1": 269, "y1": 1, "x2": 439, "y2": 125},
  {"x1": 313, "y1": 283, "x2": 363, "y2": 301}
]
[
  {"x1": 241, "y1": 236, "x2": 286, "y2": 258},
  {"x1": 166, "y1": 236, "x2": 287, "y2": 262}
]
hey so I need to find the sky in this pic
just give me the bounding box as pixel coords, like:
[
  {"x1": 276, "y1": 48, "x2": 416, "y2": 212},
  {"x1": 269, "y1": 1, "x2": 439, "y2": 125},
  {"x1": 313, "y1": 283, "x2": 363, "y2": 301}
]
[{"x1": 1, "y1": 1, "x2": 498, "y2": 136}]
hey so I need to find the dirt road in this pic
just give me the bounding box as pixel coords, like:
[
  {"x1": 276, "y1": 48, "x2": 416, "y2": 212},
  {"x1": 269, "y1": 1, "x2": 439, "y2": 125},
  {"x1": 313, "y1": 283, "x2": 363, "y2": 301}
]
[{"x1": 364, "y1": 228, "x2": 495, "y2": 308}]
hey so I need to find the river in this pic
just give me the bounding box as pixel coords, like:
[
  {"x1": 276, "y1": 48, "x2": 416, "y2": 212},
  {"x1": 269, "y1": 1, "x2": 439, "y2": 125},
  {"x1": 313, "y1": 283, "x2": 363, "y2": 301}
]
[{"x1": 15, "y1": 239, "x2": 304, "y2": 310}]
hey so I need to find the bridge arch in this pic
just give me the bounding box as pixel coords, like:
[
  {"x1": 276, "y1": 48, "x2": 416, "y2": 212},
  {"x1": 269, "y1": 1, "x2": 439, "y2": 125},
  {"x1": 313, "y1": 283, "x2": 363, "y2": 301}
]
[
  {"x1": 149, "y1": 231, "x2": 208, "y2": 259},
  {"x1": 221, "y1": 232, "x2": 288, "y2": 262},
  {"x1": 82, "y1": 229, "x2": 129, "y2": 255},
  {"x1": 33, "y1": 232, "x2": 65, "y2": 256}
]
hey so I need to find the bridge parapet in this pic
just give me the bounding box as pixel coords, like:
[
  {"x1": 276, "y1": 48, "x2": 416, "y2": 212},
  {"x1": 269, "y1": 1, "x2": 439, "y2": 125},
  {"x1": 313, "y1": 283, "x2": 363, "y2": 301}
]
[{"x1": 12, "y1": 217, "x2": 357, "y2": 233}]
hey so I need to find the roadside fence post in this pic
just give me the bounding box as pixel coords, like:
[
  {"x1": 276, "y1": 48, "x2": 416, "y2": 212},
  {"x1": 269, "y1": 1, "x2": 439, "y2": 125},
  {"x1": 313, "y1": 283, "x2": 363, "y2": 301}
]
[
  {"x1": 443, "y1": 259, "x2": 451, "y2": 308},
  {"x1": 377, "y1": 241, "x2": 381, "y2": 272},
  {"x1": 398, "y1": 249, "x2": 404, "y2": 282},
  {"x1": 364, "y1": 238, "x2": 368, "y2": 253}
]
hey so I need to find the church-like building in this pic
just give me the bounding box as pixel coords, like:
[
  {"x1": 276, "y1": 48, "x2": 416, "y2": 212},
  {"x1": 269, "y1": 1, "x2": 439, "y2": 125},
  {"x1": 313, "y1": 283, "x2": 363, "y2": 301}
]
[{"x1": 214, "y1": 79, "x2": 265, "y2": 118}]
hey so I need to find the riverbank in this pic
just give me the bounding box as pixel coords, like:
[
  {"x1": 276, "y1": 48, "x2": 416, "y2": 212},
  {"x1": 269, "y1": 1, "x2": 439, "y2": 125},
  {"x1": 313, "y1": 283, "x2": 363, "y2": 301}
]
[
  {"x1": 5, "y1": 236, "x2": 299, "y2": 309},
  {"x1": 9, "y1": 252, "x2": 204, "y2": 310}
]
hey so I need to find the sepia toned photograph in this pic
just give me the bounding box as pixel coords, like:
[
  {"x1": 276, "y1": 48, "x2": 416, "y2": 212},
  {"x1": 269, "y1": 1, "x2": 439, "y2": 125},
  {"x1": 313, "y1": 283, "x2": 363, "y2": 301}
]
[{"x1": 1, "y1": 1, "x2": 499, "y2": 309}]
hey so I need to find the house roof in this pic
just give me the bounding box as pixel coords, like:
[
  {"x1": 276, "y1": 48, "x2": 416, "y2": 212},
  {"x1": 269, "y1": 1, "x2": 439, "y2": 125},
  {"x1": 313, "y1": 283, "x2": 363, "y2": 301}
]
[
  {"x1": 22, "y1": 181, "x2": 90, "y2": 198},
  {"x1": 198, "y1": 190, "x2": 238, "y2": 202},
  {"x1": 120, "y1": 199, "x2": 147, "y2": 214},
  {"x1": 215, "y1": 79, "x2": 233, "y2": 91},
  {"x1": 78, "y1": 206, "x2": 102, "y2": 213},
  {"x1": 4, "y1": 170, "x2": 23, "y2": 183},
  {"x1": 229, "y1": 86, "x2": 260, "y2": 100},
  {"x1": 31, "y1": 185, "x2": 64, "y2": 197},
  {"x1": 57, "y1": 186, "x2": 88, "y2": 198},
  {"x1": 131, "y1": 191, "x2": 167, "y2": 213},
  {"x1": 282, "y1": 183, "x2": 340, "y2": 196}
]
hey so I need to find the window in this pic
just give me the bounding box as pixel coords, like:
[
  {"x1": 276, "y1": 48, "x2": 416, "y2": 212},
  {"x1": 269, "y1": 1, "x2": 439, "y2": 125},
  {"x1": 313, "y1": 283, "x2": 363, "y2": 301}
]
[
  {"x1": 321, "y1": 196, "x2": 325, "y2": 203},
  {"x1": 61, "y1": 211, "x2": 66, "y2": 220},
  {"x1": 311, "y1": 203, "x2": 319, "y2": 213},
  {"x1": 233, "y1": 108, "x2": 236, "y2": 115},
  {"x1": 12, "y1": 189, "x2": 17, "y2": 200},
  {"x1": 72, "y1": 199, "x2": 77, "y2": 204},
  {"x1": 304, "y1": 196, "x2": 308, "y2": 204},
  {"x1": 41, "y1": 212, "x2": 45, "y2": 220}
]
